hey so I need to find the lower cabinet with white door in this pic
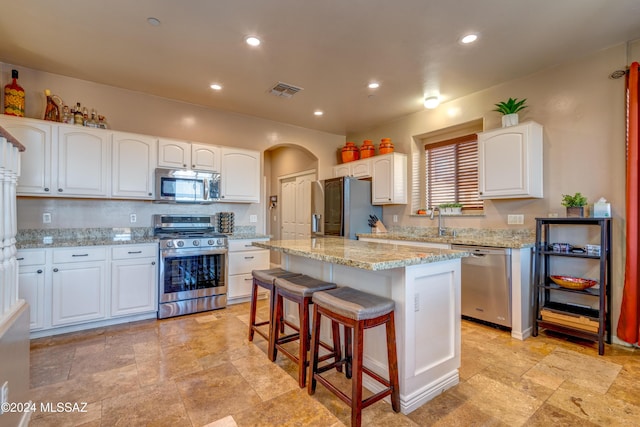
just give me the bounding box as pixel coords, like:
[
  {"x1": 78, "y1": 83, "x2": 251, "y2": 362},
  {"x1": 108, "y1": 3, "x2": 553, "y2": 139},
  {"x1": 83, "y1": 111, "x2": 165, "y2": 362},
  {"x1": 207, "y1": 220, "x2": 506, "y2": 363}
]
[
  {"x1": 227, "y1": 238, "x2": 270, "y2": 303},
  {"x1": 111, "y1": 244, "x2": 158, "y2": 317},
  {"x1": 17, "y1": 243, "x2": 158, "y2": 337}
]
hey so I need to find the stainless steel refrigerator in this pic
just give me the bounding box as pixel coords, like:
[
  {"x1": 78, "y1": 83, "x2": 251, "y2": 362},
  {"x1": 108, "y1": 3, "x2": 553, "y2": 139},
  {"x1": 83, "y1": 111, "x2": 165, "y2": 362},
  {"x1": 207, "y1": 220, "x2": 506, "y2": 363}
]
[{"x1": 321, "y1": 176, "x2": 382, "y2": 240}]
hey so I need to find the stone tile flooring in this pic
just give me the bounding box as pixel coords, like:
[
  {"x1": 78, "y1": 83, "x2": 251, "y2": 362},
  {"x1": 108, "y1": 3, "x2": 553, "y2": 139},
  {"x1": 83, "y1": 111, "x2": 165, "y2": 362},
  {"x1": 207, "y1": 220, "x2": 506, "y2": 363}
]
[{"x1": 28, "y1": 301, "x2": 640, "y2": 426}]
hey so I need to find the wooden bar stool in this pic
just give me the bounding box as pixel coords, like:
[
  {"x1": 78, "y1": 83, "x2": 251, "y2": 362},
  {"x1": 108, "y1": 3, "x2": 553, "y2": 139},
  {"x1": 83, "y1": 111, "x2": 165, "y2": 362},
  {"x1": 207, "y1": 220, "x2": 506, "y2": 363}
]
[
  {"x1": 308, "y1": 286, "x2": 400, "y2": 427},
  {"x1": 248, "y1": 268, "x2": 301, "y2": 343},
  {"x1": 270, "y1": 274, "x2": 339, "y2": 387}
]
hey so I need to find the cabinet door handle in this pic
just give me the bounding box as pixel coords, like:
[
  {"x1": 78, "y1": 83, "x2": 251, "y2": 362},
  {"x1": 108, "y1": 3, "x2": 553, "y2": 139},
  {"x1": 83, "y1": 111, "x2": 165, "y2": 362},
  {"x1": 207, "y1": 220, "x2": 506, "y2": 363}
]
[
  {"x1": 245, "y1": 278, "x2": 252, "y2": 281},
  {"x1": 183, "y1": 164, "x2": 187, "y2": 168},
  {"x1": 37, "y1": 269, "x2": 43, "y2": 274},
  {"x1": 128, "y1": 251, "x2": 143, "y2": 254},
  {"x1": 244, "y1": 256, "x2": 254, "y2": 260},
  {"x1": 151, "y1": 261, "x2": 156, "y2": 265},
  {"x1": 148, "y1": 192, "x2": 152, "y2": 196},
  {"x1": 53, "y1": 268, "x2": 59, "y2": 272},
  {"x1": 72, "y1": 254, "x2": 89, "y2": 257},
  {"x1": 17, "y1": 257, "x2": 24, "y2": 261},
  {"x1": 44, "y1": 187, "x2": 49, "y2": 192},
  {"x1": 58, "y1": 188, "x2": 63, "y2": 192},
  {"x1": 192, "y1": 164, "x2": 196, "y2": 168}
]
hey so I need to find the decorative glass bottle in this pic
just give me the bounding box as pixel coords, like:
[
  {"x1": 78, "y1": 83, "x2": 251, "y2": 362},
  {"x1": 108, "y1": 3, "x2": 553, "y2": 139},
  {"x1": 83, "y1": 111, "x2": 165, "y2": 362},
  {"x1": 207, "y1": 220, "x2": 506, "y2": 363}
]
[
  {"x1": 4, "y1": 69, "x2": 25, "y2": 117},
  {"x1": 74, "y1": 102, "x2": 84, "y2": 125},
  {"x1": 43, "y1": 89, "x2": 60, "y2": 122}
]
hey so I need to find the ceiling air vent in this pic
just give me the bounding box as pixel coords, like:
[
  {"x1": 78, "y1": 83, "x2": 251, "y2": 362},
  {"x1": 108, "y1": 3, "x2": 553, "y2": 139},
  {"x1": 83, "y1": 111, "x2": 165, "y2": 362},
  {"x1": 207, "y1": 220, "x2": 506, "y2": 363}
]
[{"x1": 269, "y1": 81, "x2": 303, "y2": 98}]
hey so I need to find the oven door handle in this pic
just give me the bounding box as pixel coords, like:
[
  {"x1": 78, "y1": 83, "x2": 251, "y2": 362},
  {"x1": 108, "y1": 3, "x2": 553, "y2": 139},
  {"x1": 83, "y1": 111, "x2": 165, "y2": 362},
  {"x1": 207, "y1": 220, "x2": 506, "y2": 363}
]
[
  {"x1": 203, "y1": 178, "x2": 210, "y2": 201},
  {"x1": 160, "y1": 247, "x2": 227, "y2": 257}
]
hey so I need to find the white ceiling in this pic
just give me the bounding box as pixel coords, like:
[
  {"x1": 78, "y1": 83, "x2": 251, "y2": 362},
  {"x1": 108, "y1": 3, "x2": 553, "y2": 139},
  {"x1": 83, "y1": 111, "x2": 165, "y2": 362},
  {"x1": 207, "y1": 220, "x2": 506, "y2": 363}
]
[{"x1": 1, "y1": 0, "x2": 640, "y2": 135}]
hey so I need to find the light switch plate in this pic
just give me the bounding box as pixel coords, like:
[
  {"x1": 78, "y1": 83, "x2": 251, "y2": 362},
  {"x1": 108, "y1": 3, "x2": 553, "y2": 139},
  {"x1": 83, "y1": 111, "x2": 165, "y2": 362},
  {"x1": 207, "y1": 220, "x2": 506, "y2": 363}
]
[
  {"x1": 507, "y1": 214, "x2": 524, "y2": 225},
  {"x1": 42, "y1": 212, "x2": 51, "y2": 223},
  {"x1": 130, "y1": 213, "x2": 137, "y2": 223},
  {"x1": 249, "y1": 215, "x2": 257, "y2": 223}
]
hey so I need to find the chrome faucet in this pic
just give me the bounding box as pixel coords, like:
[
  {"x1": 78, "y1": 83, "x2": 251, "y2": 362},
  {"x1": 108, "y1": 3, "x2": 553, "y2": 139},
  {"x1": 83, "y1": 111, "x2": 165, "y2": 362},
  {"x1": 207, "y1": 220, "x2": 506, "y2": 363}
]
[{"x1": 430, "y1": 207, "x2": 446, "y2": 236}]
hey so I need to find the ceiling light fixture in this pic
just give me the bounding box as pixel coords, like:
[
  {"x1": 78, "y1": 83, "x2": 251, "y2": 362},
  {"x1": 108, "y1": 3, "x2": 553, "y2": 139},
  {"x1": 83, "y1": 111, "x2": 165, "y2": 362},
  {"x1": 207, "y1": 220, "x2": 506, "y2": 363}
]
[
  {"x1": 210, "y1": 84, "x2": 222, "y2": 91},
  {"x1": 245, "y1": 36, "x2": 261, "y2": 47},
  {"x1": 424, "y1": 96, "x2": 440, "y2": 109},
  {"x1": 460, "y1": 33, "x2": 478, "y2": 44},
  {"x1": 368, "y1": 82, "x2": 380, "y2": 89},
  {"x1": 314, "y1": 110, "x2": 324, "y2": 116},
  {"x1": 147, "y1": 17, "x2": 161, "y2": 26}
]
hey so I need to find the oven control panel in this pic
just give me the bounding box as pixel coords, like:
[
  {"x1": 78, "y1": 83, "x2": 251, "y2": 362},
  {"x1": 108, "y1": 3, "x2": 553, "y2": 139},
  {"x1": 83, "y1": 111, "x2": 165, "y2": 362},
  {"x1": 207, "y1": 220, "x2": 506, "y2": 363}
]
[{"x1": 160, "y1": 238, "x2": 227, "y2": 250}]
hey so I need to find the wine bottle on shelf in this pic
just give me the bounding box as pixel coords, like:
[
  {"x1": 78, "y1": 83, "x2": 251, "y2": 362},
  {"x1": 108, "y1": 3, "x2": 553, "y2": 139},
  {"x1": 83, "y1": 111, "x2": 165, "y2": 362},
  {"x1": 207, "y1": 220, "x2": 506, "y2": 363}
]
[
  {"x1": 74, "y1": 102, "x2": 84, "y2": 125},
  {"x1": 4, "y1": 69, "x2": 25, "y2": 117},
  {"x1": 43, "y1": 89, "x2": 60, "y2": 122}
]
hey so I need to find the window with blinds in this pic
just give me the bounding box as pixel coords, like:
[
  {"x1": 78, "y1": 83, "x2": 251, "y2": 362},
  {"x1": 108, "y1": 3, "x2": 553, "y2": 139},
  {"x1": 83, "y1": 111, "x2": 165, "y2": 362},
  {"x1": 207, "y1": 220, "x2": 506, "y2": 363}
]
[{"x1": 425, "y1": 134, "x2": 483, "y2": 210}]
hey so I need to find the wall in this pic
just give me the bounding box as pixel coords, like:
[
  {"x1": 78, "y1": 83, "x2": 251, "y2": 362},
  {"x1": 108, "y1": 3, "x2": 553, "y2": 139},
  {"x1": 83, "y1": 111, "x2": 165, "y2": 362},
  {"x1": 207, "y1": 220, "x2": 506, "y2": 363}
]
[
  {"x1": 0, "y1": 62, "x2": 345, "y2": 231},
  {"x1": 348, "y1": 43, "x2": 634, "y2": 340}
]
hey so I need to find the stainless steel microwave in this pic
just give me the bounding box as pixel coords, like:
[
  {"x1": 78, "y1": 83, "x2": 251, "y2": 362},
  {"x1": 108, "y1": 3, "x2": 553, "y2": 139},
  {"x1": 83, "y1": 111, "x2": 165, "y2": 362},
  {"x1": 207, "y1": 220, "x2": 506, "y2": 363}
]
[{"x1": 155, "y1": 168, "x2": 220, "y2": 203}]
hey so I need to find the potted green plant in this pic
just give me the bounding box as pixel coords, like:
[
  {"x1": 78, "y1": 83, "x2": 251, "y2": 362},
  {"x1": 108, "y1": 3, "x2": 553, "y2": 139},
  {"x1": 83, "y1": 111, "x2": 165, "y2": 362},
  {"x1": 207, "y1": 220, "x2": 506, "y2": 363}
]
[
  {"x1": 438, "y1": 203, "x2": 463, "y2": 215},
  {"x1": 493, "y1": 97, "x2": 527, "y2": 128},
  {"x1": 561, "y1": 192, "x2": 587, "y2": 217}
]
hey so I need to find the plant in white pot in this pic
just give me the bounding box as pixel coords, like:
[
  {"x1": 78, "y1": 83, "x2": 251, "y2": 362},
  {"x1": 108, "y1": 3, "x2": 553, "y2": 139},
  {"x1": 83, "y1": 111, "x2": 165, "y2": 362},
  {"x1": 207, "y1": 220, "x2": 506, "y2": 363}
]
[
  {"x1": 493, "y1": 97, "x2": 527, "y2": 128},
  {"x1": 561, "y1": 192, "x2": 588, "y2": 217}
]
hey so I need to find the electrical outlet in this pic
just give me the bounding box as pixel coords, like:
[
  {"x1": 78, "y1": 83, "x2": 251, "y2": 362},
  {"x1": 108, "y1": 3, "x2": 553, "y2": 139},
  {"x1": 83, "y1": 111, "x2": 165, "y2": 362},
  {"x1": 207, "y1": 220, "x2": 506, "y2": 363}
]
[
  {"x1": 249, "y1": 215, "x2": 257, "y2": 223},
  {"x1": 130, "y1": 213, "x2": 137, "y2": 223},
  {"x1": 548, "y1": 212, "x2": 559, "y2": 218},
  {"x1": 42, "y1": 212, "x2": 51, "y2": 223},
  {"x1": 393, "y1": 215, "x2": 398, "y2": 223},
  {"x1": 507, "y1": 214, "x2": 524, "y2": 225}
]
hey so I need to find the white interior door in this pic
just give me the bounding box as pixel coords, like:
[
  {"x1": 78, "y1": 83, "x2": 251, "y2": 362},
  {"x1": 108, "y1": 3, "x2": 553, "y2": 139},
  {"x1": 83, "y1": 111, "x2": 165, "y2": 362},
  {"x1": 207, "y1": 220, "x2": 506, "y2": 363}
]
[
  {"x1": 281, "y1": 179, "x2": 297, "y2": 239},
  {"x1": 295, "y1": 174, "x2": 313, "y2": 239}
]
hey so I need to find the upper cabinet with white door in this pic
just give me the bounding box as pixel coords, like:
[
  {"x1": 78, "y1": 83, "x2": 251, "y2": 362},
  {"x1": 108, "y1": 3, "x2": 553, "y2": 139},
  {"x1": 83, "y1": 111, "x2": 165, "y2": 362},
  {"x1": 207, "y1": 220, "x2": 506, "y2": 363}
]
[
  {"x1": 158, "y1": 138, "x2": 221, "y2": 172},
  {"x1": 371, "y1": 153, "x2": 407, "y2": 205},
  {"x1": 478, "y1": 121, "x2": 543, "y2": 199},
  {"x1": 0, "y1": 115, "x2": 53, "y2": 195},
  {"x1": 220, "y1": 147, "x2": 260, "y2": 202},
  {"x1": 333, "y1": 158, "x2": 371, "y2": 178},
  {"x1": 57, "y1": 125, "x2": 110, "y2": 197},
  {"x1": 112, "y1": 131, "x2": 157, "y2": 199}
]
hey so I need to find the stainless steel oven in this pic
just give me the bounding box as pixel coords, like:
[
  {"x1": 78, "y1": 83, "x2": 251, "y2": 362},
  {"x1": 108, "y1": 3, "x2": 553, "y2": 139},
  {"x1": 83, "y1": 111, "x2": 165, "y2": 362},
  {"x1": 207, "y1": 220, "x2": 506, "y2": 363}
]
[{"x1": 154, "y1": 214, "x2": 228, "y2": 319}]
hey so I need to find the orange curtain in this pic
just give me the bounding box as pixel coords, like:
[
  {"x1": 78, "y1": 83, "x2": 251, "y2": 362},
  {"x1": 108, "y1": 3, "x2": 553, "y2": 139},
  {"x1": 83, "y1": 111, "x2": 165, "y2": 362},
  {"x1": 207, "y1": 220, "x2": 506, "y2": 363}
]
[{"x1": 618, "y1": 62, "x2": 640, "y2": 344}]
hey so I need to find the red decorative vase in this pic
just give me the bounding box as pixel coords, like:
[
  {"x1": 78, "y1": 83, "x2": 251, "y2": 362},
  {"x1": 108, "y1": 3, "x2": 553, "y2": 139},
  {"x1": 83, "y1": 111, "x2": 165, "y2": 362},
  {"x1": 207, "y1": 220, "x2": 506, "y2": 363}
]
[
  {"x1": 341, "y1": 142, "x2": 360, "y2": 163},
  {"x1": 359, "y1": 140, "x2": 375, "y2": 158}
]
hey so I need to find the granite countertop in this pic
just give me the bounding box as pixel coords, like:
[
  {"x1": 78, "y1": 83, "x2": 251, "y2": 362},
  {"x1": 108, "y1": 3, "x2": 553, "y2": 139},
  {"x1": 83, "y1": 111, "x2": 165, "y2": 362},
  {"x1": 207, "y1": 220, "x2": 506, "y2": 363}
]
[
  {"x1": 357, "y1": 231, "x2": 535, "y2": 249},
  {"x1": 226, "y1": 233, "x2": 271, "y2": 240},
  {"x1": 253, "y1": 237, "x2": 468, "y2": 271},
  {"x1": 16, "y1": 228, "x2": 158, "y2": 249}
]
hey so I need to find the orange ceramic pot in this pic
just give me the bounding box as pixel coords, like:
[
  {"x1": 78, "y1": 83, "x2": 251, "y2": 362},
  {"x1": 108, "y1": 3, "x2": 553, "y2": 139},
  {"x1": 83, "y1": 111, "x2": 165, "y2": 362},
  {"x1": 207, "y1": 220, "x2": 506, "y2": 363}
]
[
  {"x1": 379, "y1": 138, "x2": 394, "y2": 154},
  {"x1": 341, "y1": 142, "x2": 360, "y2": 163},
  {"x1": 359, "y1": 140, "x2": 375, "y2": 158}
]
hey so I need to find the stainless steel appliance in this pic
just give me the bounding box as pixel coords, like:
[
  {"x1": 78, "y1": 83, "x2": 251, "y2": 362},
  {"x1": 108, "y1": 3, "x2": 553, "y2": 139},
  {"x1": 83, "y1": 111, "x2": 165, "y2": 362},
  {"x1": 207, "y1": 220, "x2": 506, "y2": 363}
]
[
  {"x1": 451, "y1": 244, "x2": 512, "y2": 328},
  {"x1": 155, "y1": 168, "x2": 220, "y2": 203},
  {"x1": 322, "y1": 176, "x2": 382, "y2": 240},
  {"x1": 154, "y1": 214, "x2": 228, "y2": 319}
]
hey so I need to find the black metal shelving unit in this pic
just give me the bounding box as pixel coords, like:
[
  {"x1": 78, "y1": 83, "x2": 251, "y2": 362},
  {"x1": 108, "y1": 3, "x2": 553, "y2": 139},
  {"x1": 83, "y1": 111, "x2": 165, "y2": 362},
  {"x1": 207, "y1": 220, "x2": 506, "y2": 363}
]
[{"x1": 532, "y1": 217, "x2": 611, "y2": 355}]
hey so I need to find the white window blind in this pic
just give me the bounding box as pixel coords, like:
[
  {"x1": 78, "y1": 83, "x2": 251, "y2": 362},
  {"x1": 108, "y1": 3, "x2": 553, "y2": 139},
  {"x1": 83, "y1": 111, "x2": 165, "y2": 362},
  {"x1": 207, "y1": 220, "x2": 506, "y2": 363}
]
[{"x1": 425, "y1": 134, "x2": 483, "y2": 210}]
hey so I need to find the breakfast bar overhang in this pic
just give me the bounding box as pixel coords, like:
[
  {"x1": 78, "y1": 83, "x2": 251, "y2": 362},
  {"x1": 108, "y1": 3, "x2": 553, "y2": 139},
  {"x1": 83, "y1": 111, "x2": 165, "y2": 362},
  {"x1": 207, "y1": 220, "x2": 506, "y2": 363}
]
[{"x1": 253, "y1": 237, "x2": 468, "y2": 414}]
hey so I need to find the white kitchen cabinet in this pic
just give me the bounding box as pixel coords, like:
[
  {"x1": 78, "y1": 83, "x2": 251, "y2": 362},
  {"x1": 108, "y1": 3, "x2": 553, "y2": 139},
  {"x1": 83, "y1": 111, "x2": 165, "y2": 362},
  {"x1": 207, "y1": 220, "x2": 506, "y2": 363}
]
[
  {"x1": 112, "y1": 131, "x2": 157, "y2": 199},
  {"x1": 51, "y1": 247, "x2": 107, "y2": 327},
  {"x1": 371, "y1": 153, "x2": 407, "y2": 205},
  {"x1": 110, "y1": 244, "x2": 157, "y2": 317},
  {"x1": 227, "y1": 239, "x2": 270, "y2": 302},
  {"x1": 478, "y1": 121, "x2": 543, "y2": 199},
  {"x1": 158, "y1": 138, "x2": 221, "y2": 172},
  {"x1": 332, "y1": 158, "x2": 371, "y2": 178},
  {"x1": 220, "y1": 147, "x2": 261, "y2": 202},
  {"x1": 17, "y1": 249, "x2": 48, "y2": 330},
  {"x1": 57, "y1": 126, "x2": 110, "y2": 197},
  {"x1": 0, "y1": 116, "x2": 54, "y2": 196}
]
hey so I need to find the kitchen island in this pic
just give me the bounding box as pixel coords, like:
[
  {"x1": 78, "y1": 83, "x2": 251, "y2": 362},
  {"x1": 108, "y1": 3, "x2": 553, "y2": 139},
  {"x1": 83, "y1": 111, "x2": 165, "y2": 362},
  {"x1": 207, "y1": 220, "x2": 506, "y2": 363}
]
[{"x1": 253, "y1": 237, "x2": 468, "y2": 414}]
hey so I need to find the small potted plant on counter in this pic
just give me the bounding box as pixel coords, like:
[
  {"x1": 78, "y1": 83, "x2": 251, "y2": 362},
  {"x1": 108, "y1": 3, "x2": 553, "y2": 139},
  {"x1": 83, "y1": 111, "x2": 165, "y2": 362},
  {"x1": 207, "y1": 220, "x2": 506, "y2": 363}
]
[
  {"x1": 493, "y1": 97, "x2": 527, "y2": 127},
  {"x1": 561, "y1": 192, "x2": 587, "y2": 217},
  {"x1": 438, "y1": 203, "x2": 462, "y2": 215}
]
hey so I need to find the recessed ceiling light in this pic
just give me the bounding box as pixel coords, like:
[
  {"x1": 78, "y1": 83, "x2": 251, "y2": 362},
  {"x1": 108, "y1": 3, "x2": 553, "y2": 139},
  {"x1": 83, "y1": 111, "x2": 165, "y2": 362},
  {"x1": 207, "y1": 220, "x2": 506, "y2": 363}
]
[
  {"x1": 314, "y1": 110, "x2": 324, "y2": 116},
  {"x1": 460, "y1": 33, "x2": 478, "y2": 44},
  {"x1": 368, "y1": 82, "x2": 380, "y2": 89},
  {"x1": 147, "y1": 17, "x2": 161, "y2": 26},
  {"x1": 424, "y1": 96, "x2": 440, "y2": 109},
  {"x1": 245, "y1": 36, "x2": 261, "y2": 47},
  {"x1": 210, "y1": 84, "x2": 222, "y2": 91}
]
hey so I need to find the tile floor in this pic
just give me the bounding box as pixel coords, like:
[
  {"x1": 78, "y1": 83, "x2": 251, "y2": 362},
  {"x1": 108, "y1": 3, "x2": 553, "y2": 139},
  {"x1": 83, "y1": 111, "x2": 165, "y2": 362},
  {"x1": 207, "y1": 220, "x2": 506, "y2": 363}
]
[{"x1": 28, "y1": 300, "x2": 640, "y2": 426}]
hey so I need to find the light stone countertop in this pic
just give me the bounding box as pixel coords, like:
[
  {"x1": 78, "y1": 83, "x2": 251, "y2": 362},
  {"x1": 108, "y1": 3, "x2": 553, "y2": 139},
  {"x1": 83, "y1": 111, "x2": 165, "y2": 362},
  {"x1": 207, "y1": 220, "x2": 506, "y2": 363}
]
[
  {"x1": 357, "y1": 231, "x2": 535, "y2": 249},
  {"x1": 253, "y1": 237, "x2": 469, "y2": 271}
]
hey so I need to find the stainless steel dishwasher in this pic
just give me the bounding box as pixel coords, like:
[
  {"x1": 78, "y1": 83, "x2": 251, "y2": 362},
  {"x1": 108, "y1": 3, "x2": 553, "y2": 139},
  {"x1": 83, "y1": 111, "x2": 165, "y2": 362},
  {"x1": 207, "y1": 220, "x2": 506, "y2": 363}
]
[{"x1": 451, "y1": 245, "x2": 512, "y2": 328}]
